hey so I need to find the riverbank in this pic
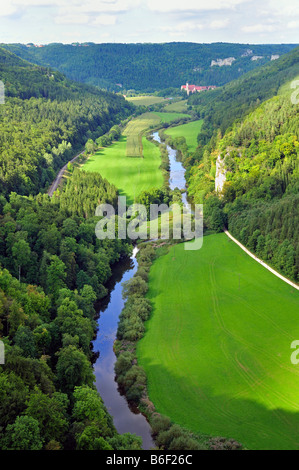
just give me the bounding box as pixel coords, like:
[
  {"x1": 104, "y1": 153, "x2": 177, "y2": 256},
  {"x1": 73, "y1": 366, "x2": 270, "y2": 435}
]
[{"x1": 93, "y1": 247, "x2": 155, "y2": 450}]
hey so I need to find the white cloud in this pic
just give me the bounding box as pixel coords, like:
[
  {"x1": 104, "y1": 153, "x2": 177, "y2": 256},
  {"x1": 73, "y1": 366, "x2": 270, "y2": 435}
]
[
  {"x1": 57, "y1": 0, "x2": 141, "y2": 14},
  {"x1": 0, "y1": 0, "x2": 141, "y2": 17},
  {"x1": 0, "y1": 4, "x2": 17, "y2": 16},
  {"x1": 242, "y1": 23, "x2": 278, "y2": 33},
  {"x1": 92, "y1": 15, "x2": 117, "y2": 26},
  {"x1": 146, "y1": 0, "x2": 249, "y2": 13},
  {"x1": 55, "y1": 14, "x2": 90, "y2": 25},
  {"x1": 162, "y1": 21, "x2": 204, "y2": 33},
  {"x1": 287, "y1": 20, "x2": 299, "y2": 29},
  {"x1": 210, "y1": 19, "x2": 230, "y2": 29}
]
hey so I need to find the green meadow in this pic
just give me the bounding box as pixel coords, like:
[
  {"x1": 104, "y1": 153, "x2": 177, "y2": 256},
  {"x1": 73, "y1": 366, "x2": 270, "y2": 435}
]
[
  {"x1": 164, "y1": 119, "x2": 204, "y2": 152},
  {"x1": 126, "y1": 96, "x2": 166, "y2": 106},
  {"x1": 82, "y1": 111, "x2": 192, "y2": 202},
  {"x1": 137, "y1": 233, "x2": 299, "y2": 450},
  {"x1": 82, "y1": 135, "x2": 163, "y2": 204},
  {"x1": 164, "y1": 99, "x2": 188, "y2": 113},
  {"x1": 153, "y1": 112, "x2": 191, "y2": 123}
]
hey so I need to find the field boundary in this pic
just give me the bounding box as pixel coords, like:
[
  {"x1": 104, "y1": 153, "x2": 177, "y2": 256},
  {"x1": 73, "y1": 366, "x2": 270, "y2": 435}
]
[{"x1": 224, "y1": 229, "x2": 299, "y2": 290}]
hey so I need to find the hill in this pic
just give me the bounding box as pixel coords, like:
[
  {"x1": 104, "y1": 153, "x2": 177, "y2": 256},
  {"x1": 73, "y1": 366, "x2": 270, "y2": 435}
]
[
  {"x1": 1, "y1": 42, "x2": 297, "y2": 93},
  {"x1": 189, "y1": 45, "x2": 299, "y2": 147},
  {"x1": 0, "y1": 47, "x2": 133, "y2": 196},
  {"x1": 188, "y1": 75, "x2": 299, "y2": 282}
]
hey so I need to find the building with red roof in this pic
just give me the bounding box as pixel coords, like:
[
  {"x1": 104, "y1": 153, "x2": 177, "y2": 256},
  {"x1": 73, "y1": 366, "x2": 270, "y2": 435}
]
[{"x1": 181, "y1": 83, "x2": 217, "y2": 96}]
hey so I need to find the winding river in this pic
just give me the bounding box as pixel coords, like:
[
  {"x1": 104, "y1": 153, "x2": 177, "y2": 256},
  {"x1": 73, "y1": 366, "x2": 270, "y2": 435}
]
[{"x1": 92, "y1": 131, "x2": 188, "y2": 450}]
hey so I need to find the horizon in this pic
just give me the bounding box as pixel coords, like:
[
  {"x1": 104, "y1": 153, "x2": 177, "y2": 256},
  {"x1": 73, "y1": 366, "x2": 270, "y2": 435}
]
[{"x1": 3, "y1": 40, "x2": 299, "y2": 46}]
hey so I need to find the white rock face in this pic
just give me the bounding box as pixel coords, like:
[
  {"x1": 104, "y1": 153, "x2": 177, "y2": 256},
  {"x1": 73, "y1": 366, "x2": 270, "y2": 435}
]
[
  {"x1": 251, "y1": 55, "x2": 264, "y2": 61},
  {"x1": 211, "y1": 57, "x2": 236, "y2": 67},
  {"x1": 271, "y1": 54, "x2": 280, "y2": 61},
  {"x1": 215, "y1": 155, "x2": 226, "y2": 193},
  {"x1": 241, "y1": 49, "x2": 253, "y2": 57}
]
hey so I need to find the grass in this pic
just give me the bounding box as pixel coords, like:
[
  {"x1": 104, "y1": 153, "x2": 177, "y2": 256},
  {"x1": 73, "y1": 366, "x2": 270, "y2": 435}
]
[
  {"x1": 126, "y1": 96, "x2": 166, "y2": 106},
  {"x1": 153, "y1": 112, "x2": 191, "y2": 124},
  {"x1": 82, "y1": 135, "x2": 163, "y2": 204},
  {"x1": 137, "y1": 233, "x2": 299, "y2": 450},
  {"x1": 164, "y1": 120, "x2": 204, "y2": 152},
  {"x1": 123, "y1": 113, "x2": 161, "y2": 157},
  {"x1": 164, "y1": 100, "x2": 188, "y2": 112}
]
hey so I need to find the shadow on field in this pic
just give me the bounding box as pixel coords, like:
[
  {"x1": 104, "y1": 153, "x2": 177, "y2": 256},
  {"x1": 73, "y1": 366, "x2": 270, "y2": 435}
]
[{"x1": 140, "y1": 359, "x2": 299, "y2": 450}]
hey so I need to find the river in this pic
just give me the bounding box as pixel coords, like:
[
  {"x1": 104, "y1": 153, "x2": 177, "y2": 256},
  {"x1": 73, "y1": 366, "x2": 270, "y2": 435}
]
[
  {"x1": 92, "y1": 131, "x2": 189, "y2": 450},
  {"x1": 152, "y1": 131, "x2": 192, "y2": 211}
]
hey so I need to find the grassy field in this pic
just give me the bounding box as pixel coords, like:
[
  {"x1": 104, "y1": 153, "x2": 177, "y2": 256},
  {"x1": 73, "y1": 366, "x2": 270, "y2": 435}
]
[
  {"x1": 137, "y1": 233, "x2": 299, "y2": 450},
  {"x1": 82, "y1": 135, "x2": 163, "y2": 204},
  {"x1": 123, "y1": 113, "x2": 161, "y2": 157},
  {"x1": 126, "y1": 96, "x2": 166, "y2": 106},
  {"x1": 164, "y1": 100, "x2": 188, "y2": 112},
  {"x1": 164, "y1": 120, "x2": 204, "y2": 152},
  {"x1": 153, "y1": 112, "x2": 191, "y2": 124}
]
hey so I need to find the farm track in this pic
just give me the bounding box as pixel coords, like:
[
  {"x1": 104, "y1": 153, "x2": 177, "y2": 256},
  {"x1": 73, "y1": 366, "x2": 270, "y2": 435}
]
[
  {"x1": 47, "y1": 149, "x2": 84, "y2": 196},
  {"x1": 224, "y1": 231, "x2": 299, "y2": 290}
]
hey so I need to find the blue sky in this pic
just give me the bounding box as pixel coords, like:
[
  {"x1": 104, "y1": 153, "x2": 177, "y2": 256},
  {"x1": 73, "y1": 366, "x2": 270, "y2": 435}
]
[{"x1": 1, "y1": 0, "x2": 298, "y2": 44}]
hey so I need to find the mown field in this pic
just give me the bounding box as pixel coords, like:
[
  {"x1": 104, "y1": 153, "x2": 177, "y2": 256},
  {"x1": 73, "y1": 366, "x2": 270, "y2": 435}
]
[
  {"x1": 137, "y1": 233, "x2": 299, "y2": 450},
  {"x1": 123, "y1": 113, "x2": 161, "y2": 157},
  {"x1": 82, "y1": 135, "x2": 163, "y2": 204},
  {"x1": 126, "y1": 96, "x2": 166, "y2": 106},
  {"x1": 164, "y1": 119, "x2": 204, "y2": 152}
]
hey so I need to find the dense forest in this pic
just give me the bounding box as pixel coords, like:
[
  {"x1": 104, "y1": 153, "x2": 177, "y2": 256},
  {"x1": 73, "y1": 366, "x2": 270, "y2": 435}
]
[
  {"x1": 0, "y1": 49, "x2": 145, "y2": 450},
  {"x1": 2, "y1": 42, "x2": 297, "y2": 92},
  {"x1": 0, "y1": 47, "x2": 133, "y2": 197},
  {"x1": 187, "y1": 79, "x2": 299, "y2": 282},
  {"x1": 188, "y1": 46, "x2": 299, "y2": 152},
  {"x1": 0, "y1": 169, "x2": 145, "y2": 450}
]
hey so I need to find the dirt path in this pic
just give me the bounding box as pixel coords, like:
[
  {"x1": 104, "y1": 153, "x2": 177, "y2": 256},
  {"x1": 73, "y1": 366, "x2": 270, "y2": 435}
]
[
  {"x1": 47, "y1": 150, "x2": 84, "y2": 196},
  {"x1": 224, "y1": 230, "x2": 299, "y2": 291}
]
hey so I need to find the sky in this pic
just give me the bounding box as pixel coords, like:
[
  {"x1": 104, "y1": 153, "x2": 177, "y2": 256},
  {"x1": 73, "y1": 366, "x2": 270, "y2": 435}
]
[{"x1": 0, "y1": 0, "x2": 298, "y2": 45}]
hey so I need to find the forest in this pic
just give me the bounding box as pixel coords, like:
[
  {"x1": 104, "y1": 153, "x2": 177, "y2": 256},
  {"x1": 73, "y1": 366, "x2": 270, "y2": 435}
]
[
  {"x1": 2, "y1": 42, "x2": 297, "y2": 92},
  {"x1": 0, "y1": 47, "x2": 133, "y2": 197},
  {"x1": 187, "y1": 77, "x2": 299, "y2": 282},
  {"x1": 0, "y1": 169, "x2": 145, "y2": 450},
  {"x1": 188, "y1": 46, "x2": 299, "y2": 152},
  {"x1": 0, "y1": 48, "x2": 145, "y2": 450}
]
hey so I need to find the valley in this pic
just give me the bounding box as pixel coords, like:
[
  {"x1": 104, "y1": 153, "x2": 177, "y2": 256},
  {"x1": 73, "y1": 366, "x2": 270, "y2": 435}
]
[{"x1": 0, "y1": 39, "x2": 298, "y2": 452}]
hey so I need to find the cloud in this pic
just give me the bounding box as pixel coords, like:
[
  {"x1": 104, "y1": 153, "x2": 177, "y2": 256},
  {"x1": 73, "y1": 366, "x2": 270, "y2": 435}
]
[
  {"x1": 162, "y1": 21, "x2": 204, "y2": 33},
  {"x1": 57, "y1": 0, "x2": 141, "y2": 14},
  {"x1": 55, "y1": 14, "x2": 90, "y2": 25},
  {"x1": 92, "y1": 15, "x2": 117, "y2": 26},
  {"x1": 287, "y1": 20, "x2": 299, "y2": 29},
  {"x1": 0, "y1": 0, "x2": 141, "y2": 18},
  {"x1": 0, "y1": 3, "x2": 18, "y2": 16},
  {"x1": 242, "y1": 23, "x2": 278, "y2": 33},
  {"x1": 146, "y1": 0, "x2": 249, "y2": 13},
  {"x1": 210, "y1": 19, "x2": 230, "y2": 29}
]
